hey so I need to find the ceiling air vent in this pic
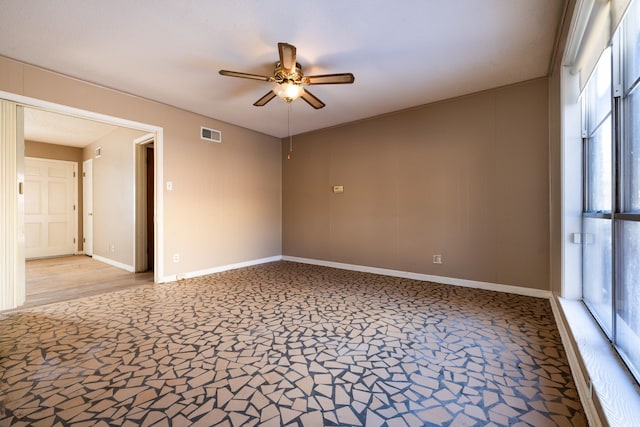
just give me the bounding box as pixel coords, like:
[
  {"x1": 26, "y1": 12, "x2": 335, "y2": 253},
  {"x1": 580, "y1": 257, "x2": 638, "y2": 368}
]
[{"x1": 201, "y1": 126, "x2": 221, "y2": 143}]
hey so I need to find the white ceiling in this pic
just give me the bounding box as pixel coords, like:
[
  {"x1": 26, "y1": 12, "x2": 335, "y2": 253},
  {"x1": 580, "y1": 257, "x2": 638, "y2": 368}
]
[
  {"x1": 24, "y1": 108, "x2": 119, "y2": 147},
  {"x1": 0, "y1": 0, "x2": 566, "y2": 139}
]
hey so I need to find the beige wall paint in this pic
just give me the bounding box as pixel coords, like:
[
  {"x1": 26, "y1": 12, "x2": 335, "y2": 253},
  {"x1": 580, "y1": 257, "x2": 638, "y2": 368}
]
[
  {"x1": 26, "y1": 140, "x2": 83, "y2": 162},
  {"x1": 4, "y1": 54, "x2": 551, "y2": 290},
  {"x1": 1, "y1": 55, "x2": 282, "y2": 279},
  {"x1": 25, "y1": 140, "x2": 84, "y2": 250},
  {"x1": 83, "y1": 128, "x2": 145, "y2": 267},
  {"x1": 283, "y1": 78, "x2": 550, "y2": 290}
]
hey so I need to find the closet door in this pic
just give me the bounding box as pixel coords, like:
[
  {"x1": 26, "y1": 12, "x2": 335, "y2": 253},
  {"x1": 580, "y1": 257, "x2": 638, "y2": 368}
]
[{"x1": 24, "y1": 157, "x2": 77, "y2": 258}]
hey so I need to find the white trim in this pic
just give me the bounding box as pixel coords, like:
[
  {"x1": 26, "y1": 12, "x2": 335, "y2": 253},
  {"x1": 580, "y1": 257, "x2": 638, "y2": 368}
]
[
  {"x1": 0, "y1": 90, "x2": 160, "y2": 133},
  {"x1": 92, "y1": 254, "x2": 135, "y2": 273},
  {"x1": 161, "y1": 254, "x2": 553, "y2": 299},
  {"x1": 154, "y1": 130, "x2": 163, "y2": 284},
  {"x1": 133, "y1": 134, "x2": 154, "y2": 273},
  {"x1": 553, "y1": 297, "x2": 640, "y2": 426},
  {"x1": 162, "y1": 256, "x2": 282, "y2": 283},
  {"x1": 549, "y1": 295, "x2": 603, "y2": 427},
  {"x1": 560, "y1": 65, "x2": 584, "y2": 300},
  {"x1": 0, "y1": 90, "x2": 164, "y2": 286},
  {"x1": 133, "y1": 141, "x2": 144, "y2": 272},
  {"x1": 281, "y1": 256, "x2": 552, "y2": 299},
  {"x1": 133, "y1": 133, "x2": 155, "y2": 145},
  {"x1": 82, "y1": 158, "x2": 93, "y2": 257}
]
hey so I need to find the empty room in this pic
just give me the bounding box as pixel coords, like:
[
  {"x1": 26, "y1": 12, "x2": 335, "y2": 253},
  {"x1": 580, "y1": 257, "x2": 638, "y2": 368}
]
[{"x1": 1, "y1": 1, "x2": 639, "y2": 426}]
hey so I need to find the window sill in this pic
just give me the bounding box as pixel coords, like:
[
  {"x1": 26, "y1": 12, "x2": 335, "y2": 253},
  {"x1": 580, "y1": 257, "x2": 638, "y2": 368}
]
[{"x1": 553, "y1": 297, "x2": 640, "y2": 427}]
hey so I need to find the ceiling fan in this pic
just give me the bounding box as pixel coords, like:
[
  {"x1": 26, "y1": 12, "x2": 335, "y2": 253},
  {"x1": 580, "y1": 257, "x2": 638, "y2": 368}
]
[{"x1": 219, "y1": 42, "x2": 355, "y2": 109}]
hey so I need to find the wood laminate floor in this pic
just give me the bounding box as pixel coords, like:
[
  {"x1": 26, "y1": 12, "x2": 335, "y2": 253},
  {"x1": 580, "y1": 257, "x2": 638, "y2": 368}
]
[{"x1": 24, "y1": 255, "x2": 154, "y2": 309}]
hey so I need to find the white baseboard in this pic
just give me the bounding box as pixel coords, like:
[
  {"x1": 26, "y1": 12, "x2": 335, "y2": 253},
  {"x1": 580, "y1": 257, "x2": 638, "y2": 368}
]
[
  {"x1": 160, "y1": 254, "x2": 552, "y2": 299},
  {"x1": 92, "y1": 252, "x2": 631, "y2": 426},
  {"x1": 92, "y1": 254, "x2": 135, "y2": 273},
  {"x1": 281, "y1": 256, "x2": 552, "y2": 299},
  {"x1": 162, "y1": 255, "x2": 283, "y2": 283}
]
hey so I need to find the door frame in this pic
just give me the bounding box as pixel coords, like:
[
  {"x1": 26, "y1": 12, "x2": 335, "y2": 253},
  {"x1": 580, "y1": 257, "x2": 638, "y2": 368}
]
[
  {"x1": 83, "y1": 158, "x2": 93, "y2": 256},
  {"x1": 134, "y1": 133, "x2": 155, "y2": 272},
  {"x1": 0, "y1": 90, "x2": 165, "y2": 309}
]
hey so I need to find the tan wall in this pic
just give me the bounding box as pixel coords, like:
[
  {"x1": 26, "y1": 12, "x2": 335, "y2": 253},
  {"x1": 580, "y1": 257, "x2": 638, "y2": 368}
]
[
  {"x1": 25, "y1": 140, "x2": 84, "y2": 250},
  {"x1": 83, "y1": 128, "x2": 146, "y2": 266},
  {"x1": 283, "y1": 78, "x2": 550, "y2": 290},
  {"x1": 1, "y1": 55, "x2": 282, "y2": 278},
  {"x1": 26, "y1": 140, "x2": 83, "y2": 162}
]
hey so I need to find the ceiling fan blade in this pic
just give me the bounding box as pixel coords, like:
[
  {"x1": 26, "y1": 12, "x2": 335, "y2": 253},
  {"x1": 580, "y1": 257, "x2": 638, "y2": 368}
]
[
  {"x1": 219, "y1": 70, "x2": 272, "y2": 82},
  {"x1": 253, "y1": 91, "x2": 277, "y2": 107},
  {"x1": 278, "y1": 42, "x2": 297, "y2": 73},
  {"x1": 304, "y1": 73, "x2": 355, "y2": 85},
  {"x1": 300, "y1": 89, "x2": 325, "y2": 109}
]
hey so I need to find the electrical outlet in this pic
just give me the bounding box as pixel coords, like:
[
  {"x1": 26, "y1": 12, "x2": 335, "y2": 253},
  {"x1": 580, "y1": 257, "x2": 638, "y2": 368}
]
[
  {"x1": 110, "y1": 244, "x2": 116, "y2": 252},
  {"x1": 433, "y1": 254, "x2": 443, "y2": 264},
  {"x1": 173, "y1": 253, "x2": 180, "y2": 263}
]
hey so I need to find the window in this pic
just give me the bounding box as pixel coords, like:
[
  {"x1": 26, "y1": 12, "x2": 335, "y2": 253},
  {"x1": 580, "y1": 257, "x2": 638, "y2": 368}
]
[
  {"x1": 617, "y1": 0, "x2": 640, "y2": 382},
  {"x1": 583, "y1": 47, "x2": 613, "y2": 335},
  {"x1": 582, "y1": 0, "x2": 640, "y2": 383}
]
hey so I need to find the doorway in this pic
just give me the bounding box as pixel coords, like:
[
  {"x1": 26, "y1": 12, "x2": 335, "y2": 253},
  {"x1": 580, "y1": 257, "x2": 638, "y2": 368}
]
[
  {"x1": 146, "y1": 146, "x2": 154, "y2": 271},
  {"x1": 21, "y1": 115, "x2": 158, "y2": 304},
  {"x1": 1, "y1": 97, "x2": 164, "y2": 311},
  {"x1": 134, "y1": 134, "x2": 155, "y2": 273}
]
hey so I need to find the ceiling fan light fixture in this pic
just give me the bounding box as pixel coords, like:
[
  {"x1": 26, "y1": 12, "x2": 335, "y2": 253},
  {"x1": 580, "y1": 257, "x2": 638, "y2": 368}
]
[
  {"x1": 219, "y1": 42, "x2": 354, "y2": 109},
  {"x1": 274, "y1": 81, "x2": 303, "y2": 103}
]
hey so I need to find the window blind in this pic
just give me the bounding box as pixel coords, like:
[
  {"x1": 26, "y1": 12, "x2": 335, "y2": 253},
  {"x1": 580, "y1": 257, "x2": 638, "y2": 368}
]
[{"x1": 564, "y1": 0, "x2": 633, "y2": 90}]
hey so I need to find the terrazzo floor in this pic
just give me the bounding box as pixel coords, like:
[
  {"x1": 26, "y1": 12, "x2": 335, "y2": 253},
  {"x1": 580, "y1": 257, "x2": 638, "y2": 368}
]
[{"x1": 0, "y1": 261, "x2": 586, "y2": 426}]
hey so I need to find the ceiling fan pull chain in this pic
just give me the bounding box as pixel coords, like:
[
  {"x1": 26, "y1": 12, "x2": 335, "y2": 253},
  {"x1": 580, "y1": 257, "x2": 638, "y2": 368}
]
[{"x1": 287, "y1": 103, "x2": 293, "y2": 160}]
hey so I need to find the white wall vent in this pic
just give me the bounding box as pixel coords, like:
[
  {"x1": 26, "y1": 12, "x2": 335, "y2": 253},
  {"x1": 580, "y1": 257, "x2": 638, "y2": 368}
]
[{"x1": 201, "y1": 126, "x2": 222, "y2": 143}]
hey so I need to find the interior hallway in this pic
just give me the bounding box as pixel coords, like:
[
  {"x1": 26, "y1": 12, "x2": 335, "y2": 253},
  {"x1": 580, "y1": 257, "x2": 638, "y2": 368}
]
[
  {"x1": 24, "y1": 255, "x2": 154, "y2": 309},
  {"x1": 1, "y1": 261, "x2": 585, "y2": 426}
]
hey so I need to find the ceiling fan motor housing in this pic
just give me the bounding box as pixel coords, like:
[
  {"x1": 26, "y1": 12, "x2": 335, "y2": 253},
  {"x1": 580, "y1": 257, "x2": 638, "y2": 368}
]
[{"x1": 275, "y1": 62, "x2": 304, "y2": 84}]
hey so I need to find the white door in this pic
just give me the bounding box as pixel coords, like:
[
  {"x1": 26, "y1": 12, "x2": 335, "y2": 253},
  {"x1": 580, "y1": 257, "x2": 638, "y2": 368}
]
[
  {"x1": 24, "y1": 157, "x2": 77, "y2": 259},
  {"x1": 83, "y1": 159, "x2": 93, "y2": 256},
  {"x1": 0, "y1": 100, "x2": 25, "y2": 310}
]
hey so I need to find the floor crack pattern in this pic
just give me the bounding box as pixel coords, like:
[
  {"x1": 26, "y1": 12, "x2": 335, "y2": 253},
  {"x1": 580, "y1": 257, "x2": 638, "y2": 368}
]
[{"x1": 0, "y1": 261, "x2": 586, "y2": 426}]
